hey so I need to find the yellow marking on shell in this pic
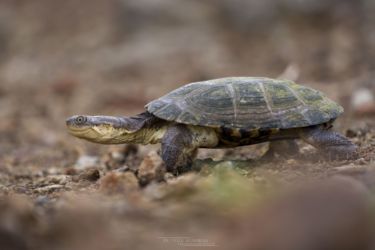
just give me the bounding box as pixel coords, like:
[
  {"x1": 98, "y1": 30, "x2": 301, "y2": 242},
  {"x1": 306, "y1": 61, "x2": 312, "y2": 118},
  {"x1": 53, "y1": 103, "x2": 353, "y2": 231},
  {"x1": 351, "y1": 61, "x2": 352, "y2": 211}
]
[
  {"x1": 250, "y1": 129, "x2": 260, "y2": 138},
  {"x1": 247, "y1": 128, "x2": 278, "y2": 138},
  {"x1": 187, "y1": 125, "x2": 219, "y2": 148},
  {"x1": 231, "y1": 129, "x2": 242, "y2": 137},
  {"x1": 270, "y1": 128, "x2": 280, "y2": 134}
]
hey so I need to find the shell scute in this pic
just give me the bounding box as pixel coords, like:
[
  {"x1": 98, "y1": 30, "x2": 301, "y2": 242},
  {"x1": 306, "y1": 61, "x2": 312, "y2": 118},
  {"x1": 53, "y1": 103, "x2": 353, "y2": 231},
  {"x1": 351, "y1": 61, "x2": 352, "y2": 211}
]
[
  {"x1": 188, "y1": 86, "x2": 232, "y2": 109},
  {"x1": 265, "y1": 82, "x2": 300, "y2": 109},
  {"x1": 236, "y1": 82, "x2": 268, "y2": 109},
  {"x1": 146, "y1": 77, "x2": 343, "y2": 129}
]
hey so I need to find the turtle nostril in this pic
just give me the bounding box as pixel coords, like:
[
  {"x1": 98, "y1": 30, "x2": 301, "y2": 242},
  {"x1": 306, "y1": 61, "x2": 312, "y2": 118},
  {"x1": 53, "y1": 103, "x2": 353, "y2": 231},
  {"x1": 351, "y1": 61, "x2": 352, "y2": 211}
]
[{"x1": 66, "y1": 117, "x2": 74, "y2": 126}]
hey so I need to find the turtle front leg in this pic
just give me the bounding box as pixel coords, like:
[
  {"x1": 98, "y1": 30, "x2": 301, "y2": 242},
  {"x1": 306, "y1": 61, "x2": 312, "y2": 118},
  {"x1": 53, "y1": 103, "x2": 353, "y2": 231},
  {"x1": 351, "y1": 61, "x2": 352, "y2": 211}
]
[
  {"x1": 161, "y1": 124, "x2": 197, "y2": 175},
  {"x1": 300, "y1": 126, "x2": 358, "y2": 160}
]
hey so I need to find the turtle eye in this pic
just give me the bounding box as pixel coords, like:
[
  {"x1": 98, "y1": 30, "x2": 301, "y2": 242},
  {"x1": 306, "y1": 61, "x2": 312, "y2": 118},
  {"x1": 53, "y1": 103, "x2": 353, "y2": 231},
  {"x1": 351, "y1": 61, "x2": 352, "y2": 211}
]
[{"x1": 75, "y1": 116, "x2": 87, "y2": 124}]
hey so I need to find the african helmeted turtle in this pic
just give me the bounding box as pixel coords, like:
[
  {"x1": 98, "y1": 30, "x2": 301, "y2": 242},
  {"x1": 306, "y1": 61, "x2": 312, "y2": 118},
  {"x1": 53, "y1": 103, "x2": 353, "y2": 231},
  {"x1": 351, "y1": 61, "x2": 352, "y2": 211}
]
[{"x1": 66, "y1": 77, "x2": 358, "y2": 174}]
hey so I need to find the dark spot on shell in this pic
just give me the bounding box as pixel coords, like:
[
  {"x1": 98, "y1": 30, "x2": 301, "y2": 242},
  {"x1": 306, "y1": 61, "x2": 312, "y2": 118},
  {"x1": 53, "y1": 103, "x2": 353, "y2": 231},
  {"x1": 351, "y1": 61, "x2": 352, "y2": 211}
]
[
  {"x1": 239, "y1": 129, "x2": 253, "y2": 138},
  {"x1": 220, "y1": 127, "x2": 234, "y2": 141},
  {"x1": 258, "y1": 128, "x2": 273, "y2": 138}
]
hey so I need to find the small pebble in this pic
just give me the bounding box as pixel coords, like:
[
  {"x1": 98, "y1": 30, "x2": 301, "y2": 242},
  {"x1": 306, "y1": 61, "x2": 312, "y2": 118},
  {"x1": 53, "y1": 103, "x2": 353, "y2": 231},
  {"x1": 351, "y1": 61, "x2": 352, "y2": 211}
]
[
  {"x1": 13, "y1": 186, "x2": 28, "y2": 194},
  {"x1": 0, "y1": 185, "x2": 9, "y2": 194},
  {"x1": 355, "y1": 158, "x2": 367, "y2": 165},
  {"x1": 346, "y1": 129, "x2": 358, "y2": 138},
  {"x1": 78, "y1": 169, "x2": 100, "y2": 182},
  {"x1": 110, "y1": 151, "x2": 125, "y2": 162},
  {"x1": 143, "y1": 182, "x2": 166, "y2": 200},
  {"x1": 115, "y1": 165, "x2": 130, "y2": 172},
  {"x1": 105, "y1": 146, "x2": 136, "y2": 169},
  {"x1": 48, "y1": 175, "x2": 71, "y2": 185},
  {"x1": 137, "y1": 151, "x2": 165, "y2": 186},
  {"x1": 65, "y1": 167, "x2": 78, "y2": 175},
  {"x1": 164, "y1": 172, "x2": 175, "y2": 182},
  {"x1": 351, "y1": 88, "x2": 375, "y2": 116},
  {"x1": 331, "y1": 164, "x2": 368, "y2": 175},
  {"x1": 100, "y1": 172, "x2": 139, "y2": 194},
  {"x1": 75, "y1": 155, "x2": 99, "y2": 170},
  {"x1": 35, "y1": 184, "x2": 65, "y2": 194},
  {"x1": 286, "y1": 159, "x2": 298, "y2": 165},
  {"x1": 35, "y1": 195, "x2": 50, "y2": 206}
]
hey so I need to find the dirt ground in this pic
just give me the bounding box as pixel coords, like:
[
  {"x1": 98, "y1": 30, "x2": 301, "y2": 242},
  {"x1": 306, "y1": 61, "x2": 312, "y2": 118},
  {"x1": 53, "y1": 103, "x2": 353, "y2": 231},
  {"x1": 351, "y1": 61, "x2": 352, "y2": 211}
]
[{"x1": 0, "y1": 1, "x2": 375, "y2": 250}]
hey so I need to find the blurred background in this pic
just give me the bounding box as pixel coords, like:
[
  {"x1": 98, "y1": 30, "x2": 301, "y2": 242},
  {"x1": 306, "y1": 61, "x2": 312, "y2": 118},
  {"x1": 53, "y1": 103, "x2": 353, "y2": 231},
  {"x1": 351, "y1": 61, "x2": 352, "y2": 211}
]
[
  {"x1": 0, "y1": 0, "x2": 374, "y2": 147},
  {"x1": 0, "y1": 1, "x2": 374, "y2": 250}
]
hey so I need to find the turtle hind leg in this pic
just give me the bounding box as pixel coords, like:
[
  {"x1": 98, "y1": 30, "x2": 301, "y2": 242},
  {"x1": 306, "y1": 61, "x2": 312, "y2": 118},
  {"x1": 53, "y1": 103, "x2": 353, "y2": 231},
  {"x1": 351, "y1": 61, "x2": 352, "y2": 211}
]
[
  {"x1": 263, "y1": 140, "x2": 299, "y2": 159},
  {"x1": 161, "y1": 124, "x2": 197, "y2": 175},
  {"x1": 299, "y1": 126, "x2": 359, "y2": 160}
]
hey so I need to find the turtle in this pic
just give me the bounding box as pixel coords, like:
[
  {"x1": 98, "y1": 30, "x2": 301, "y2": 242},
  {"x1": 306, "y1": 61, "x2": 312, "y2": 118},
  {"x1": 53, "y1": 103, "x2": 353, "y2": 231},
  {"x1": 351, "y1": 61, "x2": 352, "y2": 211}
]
[{"x1": 66, "y1": 77, "x2": 358, "y2": 174}]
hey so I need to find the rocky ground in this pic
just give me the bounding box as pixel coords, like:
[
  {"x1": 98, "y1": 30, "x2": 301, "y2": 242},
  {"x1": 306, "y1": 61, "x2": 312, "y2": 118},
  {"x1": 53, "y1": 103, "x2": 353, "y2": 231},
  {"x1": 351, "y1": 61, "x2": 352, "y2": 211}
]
[
  {"x1": 0, "y1": 95, "x2": 373, "y2": 250},
  {"x1": 0, "y1": 1, "x2": 375, "y2": 249}
]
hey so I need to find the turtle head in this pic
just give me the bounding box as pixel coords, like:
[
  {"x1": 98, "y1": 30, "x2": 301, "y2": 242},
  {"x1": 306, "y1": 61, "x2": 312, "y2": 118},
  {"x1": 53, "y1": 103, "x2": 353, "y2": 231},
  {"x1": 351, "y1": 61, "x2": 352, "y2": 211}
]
[{"x1": 66, "y1": 115, "x2": 137, "y2": 144}]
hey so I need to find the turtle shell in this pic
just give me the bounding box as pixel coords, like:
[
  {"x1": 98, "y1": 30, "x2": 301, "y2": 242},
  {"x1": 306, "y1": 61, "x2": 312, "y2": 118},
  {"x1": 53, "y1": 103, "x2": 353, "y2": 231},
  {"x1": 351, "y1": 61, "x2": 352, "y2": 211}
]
[{"x1": 146, "y1": 77, "x2": 343, "y2": 130}]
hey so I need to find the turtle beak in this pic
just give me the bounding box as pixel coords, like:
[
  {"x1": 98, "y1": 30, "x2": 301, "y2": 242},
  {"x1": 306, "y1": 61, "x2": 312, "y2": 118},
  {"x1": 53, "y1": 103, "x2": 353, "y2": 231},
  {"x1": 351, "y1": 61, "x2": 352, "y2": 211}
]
[
  {"x1": 65, "y1": 115, "x2": 91, "y2": 132},
  {"x1": 66, "y1": 115, "x2": 96, "y2": 139},
  {"x1": 66, "y1": 115, "x2": 126, "y2": 130},
  {"x1": 65, "y1": 117, "x2": 75, "y2": 127}
]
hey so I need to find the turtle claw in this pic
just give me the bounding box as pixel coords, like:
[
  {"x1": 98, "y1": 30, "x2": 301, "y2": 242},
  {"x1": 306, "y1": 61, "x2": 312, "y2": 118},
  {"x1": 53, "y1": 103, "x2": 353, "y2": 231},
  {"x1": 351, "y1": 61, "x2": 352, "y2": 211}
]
[
  {"x1": 322, "y1": 144, "x2": 359, "y2": 161},
  {"x1": 300, "y1": 127, "x2": 359, "y2": 161}
]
